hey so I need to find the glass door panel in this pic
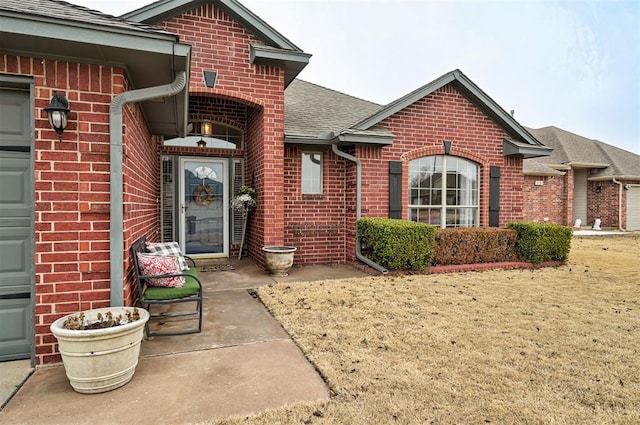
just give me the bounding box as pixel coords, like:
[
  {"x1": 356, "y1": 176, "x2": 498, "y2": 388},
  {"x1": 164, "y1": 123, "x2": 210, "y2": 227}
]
[{"x1": 179, "y1": 158, "x2": 228, "y2": 257}]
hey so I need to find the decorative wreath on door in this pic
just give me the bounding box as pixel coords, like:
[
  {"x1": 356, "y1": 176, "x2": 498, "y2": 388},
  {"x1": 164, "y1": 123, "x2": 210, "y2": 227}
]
[{"x1": 192, "y1": 184, "x2": 215, "y2": 206}]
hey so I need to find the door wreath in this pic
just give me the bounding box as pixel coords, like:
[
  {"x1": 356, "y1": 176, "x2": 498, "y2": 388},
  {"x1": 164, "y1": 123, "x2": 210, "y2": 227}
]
[{"x1": 192, "y1": 184, "x2": 215, "y2": 206}]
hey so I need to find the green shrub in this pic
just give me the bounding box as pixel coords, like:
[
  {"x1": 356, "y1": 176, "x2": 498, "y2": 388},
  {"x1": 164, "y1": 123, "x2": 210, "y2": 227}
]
[
  {"x1": 357, "y1": 218, "x2": 435, "y2": 270},
  {"x1": 507, "y1": 222, "x2": 572, "y2": 263},
  {"x1": 433, "y1": 228, "x2": 522, "y2": 265}
]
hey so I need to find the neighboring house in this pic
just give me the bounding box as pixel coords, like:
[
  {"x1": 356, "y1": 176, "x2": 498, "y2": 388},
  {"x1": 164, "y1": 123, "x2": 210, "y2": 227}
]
[
  {"x1": 0, "y1": 0, "x2": 630, "y2": 367},
  {"x1": 522, "y1": 126, "x2": 640, "y2": 231}
]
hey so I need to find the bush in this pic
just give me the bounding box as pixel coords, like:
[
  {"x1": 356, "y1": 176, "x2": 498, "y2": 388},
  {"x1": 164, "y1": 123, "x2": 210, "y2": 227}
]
[
  {"x1": 357, "y1": 218, "x2": 435, "y2": 270},
  {"x1": 433, "y1": 228, "x2": 522, "y2": 265},
  {"x1": 507, "y1": 222, "x2": 572, "y2": 263}
]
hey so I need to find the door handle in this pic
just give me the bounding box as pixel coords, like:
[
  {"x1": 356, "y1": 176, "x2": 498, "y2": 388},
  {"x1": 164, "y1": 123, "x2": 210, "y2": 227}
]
[{"x1": 181, "y1": 204, "x2": 187, "y2": 213}]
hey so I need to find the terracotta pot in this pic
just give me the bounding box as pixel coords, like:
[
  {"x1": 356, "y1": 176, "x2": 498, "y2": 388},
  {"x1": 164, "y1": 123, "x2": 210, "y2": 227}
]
[
  {"x1": 262, "y1": 246, "x2": 297, "y2": 276},
  {"x1": 50, "y1": 307, "x2": 149, "y2": 394}
]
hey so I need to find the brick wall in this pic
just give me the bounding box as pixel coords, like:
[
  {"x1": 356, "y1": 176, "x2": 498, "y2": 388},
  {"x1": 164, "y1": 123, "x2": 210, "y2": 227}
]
[
  {"x1": 383, "y1": 85, "x2": 524, "y2": 228},
  {"x1": 1, "y1": 54, "x2": 154, "y2": 364},
  {"x1": 283, "y1": 145, "x2": 348, "y2": 264},
  {"x1": 281, "y1": 84, "x2": 527, "y2": 263},
  {"x1": 158, "y1": 3, "x2": 286, "y2": 261},
  {"x1": 522, "y1": 175, "x2": 568, "y2": 224}
]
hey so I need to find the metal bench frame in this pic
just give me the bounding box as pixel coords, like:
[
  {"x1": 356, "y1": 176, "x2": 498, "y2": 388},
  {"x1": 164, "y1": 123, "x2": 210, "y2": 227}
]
[{"x1": 130, "y1": 236, "x2": 203, "y2": 337}]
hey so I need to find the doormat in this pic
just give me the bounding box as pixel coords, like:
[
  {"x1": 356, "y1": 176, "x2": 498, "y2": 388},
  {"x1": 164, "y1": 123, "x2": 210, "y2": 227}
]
[{"x1": 199, "y1": 264, "x2": 235, "y2": 272}]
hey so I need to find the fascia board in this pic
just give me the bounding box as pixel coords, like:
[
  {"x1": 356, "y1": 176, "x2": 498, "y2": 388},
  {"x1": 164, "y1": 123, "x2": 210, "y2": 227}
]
[
  {"x1": 338, "y1": 133, "x2": 394, "y2": 145},
  {"x1": 523, "y1": 170, "x2": 565, "y2": 176},
  {"x1": 0, "y1": 14, "x2": 178, "y2": 55},
  {"x1": 354, "y1": 69, "x2": 545, "y2": 149},
  {"x1": 218, "y1": 0, "x2": 302, "y2": 51},
  {"x1": 250, "y1": 45, "x2": 311, "y2": 65},
  {"x1": 503, "y1": 139, "x2": 553, "y2": 158},
  {"x1": 284, "y1": 136, "x2": 336, "y2": 145},
  {"x1": 353, "y1": 72, "x2": 456, "y2": 130},
  {"x1": 567, "y1": 162, "x2": 610, "y2": 169},
  {"x1": 588, "y1": 175, "x2": 640, "y2": 181}
]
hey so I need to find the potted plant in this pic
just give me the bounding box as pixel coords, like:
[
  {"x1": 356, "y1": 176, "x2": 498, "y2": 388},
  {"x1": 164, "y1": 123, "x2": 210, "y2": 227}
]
[
  {"x1": 231, "y1": 185, "x2": 257, "y2": 259},
  {"x1": 50, "y1": 306, "x2": 149, "y2": 394}
]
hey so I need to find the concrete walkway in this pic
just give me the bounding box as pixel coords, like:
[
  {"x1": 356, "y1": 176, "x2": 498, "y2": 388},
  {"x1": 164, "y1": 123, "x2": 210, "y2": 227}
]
[{"x1": 0, "y1": 258, "x2": 371, "y2": 424}]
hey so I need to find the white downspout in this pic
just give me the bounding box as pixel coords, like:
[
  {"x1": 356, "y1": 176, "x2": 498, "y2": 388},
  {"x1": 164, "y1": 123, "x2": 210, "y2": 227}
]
[
  {"x1": 331, "y1": 143, "x2": 388, "y2": 274},
  {"x1": 109, "y1": 71, "x2": 187, "y2": 306}
]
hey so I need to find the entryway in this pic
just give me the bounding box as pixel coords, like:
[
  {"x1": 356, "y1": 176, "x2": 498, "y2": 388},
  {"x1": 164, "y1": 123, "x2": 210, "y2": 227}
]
[{"x1": 180, "y1": 158, "x2": 229, "y2": 257}]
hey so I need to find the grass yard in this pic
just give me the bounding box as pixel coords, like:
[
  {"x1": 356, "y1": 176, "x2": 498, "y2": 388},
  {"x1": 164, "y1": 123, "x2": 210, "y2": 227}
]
[{"x1": 217, "y1": 235, "x2": 640, "y2": 424}]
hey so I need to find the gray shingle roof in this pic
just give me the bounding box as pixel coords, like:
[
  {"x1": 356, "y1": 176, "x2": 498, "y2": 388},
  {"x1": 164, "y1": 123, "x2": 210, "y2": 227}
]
[
  {"x1": 284, "y1": 79, "x2": 384, "y2": 138},
  {"x1": 1, "y1": 0, "x2": 173, "y2": 36},
  {"x1": 525, "y1": 126, "x2": 640, "y2": 179}
]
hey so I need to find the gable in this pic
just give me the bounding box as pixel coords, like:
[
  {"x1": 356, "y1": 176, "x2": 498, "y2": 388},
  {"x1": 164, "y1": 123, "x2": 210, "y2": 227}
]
[
  {"x1": 354, "y1": 69, "x2": 551, "y2": 158},
  {"x1": 123, "y1": 0, "x2": 310, "y2": 86}
]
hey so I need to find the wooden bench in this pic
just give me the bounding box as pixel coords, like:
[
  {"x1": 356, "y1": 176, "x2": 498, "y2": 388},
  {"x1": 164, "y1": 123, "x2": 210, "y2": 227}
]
[{"x1": 130, "y1": 236, "x2": 203, "y2": 337}]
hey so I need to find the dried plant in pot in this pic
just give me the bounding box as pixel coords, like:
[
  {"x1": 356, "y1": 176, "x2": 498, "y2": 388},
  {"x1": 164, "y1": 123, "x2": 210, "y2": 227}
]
[{"x1": 50, "y1": 306, "x2": 149, "y2": 394}]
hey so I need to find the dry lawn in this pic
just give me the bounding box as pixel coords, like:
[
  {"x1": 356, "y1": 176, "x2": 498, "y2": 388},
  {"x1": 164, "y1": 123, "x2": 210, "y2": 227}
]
[{"x1": 216, "y1": 235, "x2": 640, "y2": 424}]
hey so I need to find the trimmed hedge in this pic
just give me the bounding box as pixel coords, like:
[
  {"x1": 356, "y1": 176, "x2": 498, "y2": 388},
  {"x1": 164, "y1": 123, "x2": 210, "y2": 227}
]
[
  {"x1": 507, "y1": 222, "x2": 572, "y2": 263},
  {"x1": 433, "y1": 228, "x2": 522, "y2": 265},
  {"x1": 357, "y1": 218, "x2": 435, "y2": 270}
]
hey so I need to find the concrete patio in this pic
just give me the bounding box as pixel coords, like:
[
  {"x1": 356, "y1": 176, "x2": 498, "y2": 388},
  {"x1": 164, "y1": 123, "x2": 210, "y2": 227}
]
[{"x1": 0, "y1": 258, "x2": 372, "y2": 424}]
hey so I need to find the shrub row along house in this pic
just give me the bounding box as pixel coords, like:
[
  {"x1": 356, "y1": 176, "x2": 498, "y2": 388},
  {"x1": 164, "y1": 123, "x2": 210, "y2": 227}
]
[{"x1": 1, "y1": 0, "x2": 638, "y2": 365}]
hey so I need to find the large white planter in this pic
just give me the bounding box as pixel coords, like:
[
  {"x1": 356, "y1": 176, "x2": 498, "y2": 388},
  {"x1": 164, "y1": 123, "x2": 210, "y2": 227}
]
[
  {"x1": 50, "y1": 307, "x2": 149, "y2": 394},
  {"x1": 262, "y1": 246, "x2": 297, "y2": 276}
]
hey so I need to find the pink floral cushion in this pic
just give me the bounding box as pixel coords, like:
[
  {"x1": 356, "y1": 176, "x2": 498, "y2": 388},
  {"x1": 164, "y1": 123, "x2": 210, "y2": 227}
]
[{"x1": 136, "y1": 253, "x2": 185, "y2": 288}]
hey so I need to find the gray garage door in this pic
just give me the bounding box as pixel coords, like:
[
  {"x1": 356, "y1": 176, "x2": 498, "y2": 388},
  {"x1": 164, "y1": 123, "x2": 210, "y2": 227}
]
[
  {"x1": 627, "y1": 186, "x2": 640, "y2": 231},
  {"x1": 0, "y1": 84, "x2": 34, "y2": 362}
]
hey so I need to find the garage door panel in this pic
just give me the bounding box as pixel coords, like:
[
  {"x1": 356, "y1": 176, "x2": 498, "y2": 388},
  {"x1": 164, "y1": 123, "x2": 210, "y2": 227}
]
[
  {"x1": 0, "y1": 85, "x2": 33, "y2": 362},
  {"x1": 0, "y1": 298, "x2": 31, "y2": 362},
  {"x1": 0, "y1": 228, "x2": 31, "y2": 294}
]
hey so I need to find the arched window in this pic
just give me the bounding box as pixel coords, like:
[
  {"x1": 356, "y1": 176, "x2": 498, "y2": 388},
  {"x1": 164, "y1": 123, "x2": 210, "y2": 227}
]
[
  {"x1": 164, "y1": 121, "x2": 243, "y2": 149},
  {"x1": 408, "y1": 156, "x2": 479, "y2": 227}
]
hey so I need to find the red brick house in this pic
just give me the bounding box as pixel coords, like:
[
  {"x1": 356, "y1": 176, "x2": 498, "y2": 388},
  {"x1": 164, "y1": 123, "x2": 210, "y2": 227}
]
[
  {"x1": 522, "y1": 126, "x2": 640, "y2": 231},
  {"x1": 1, "y1": 0, "x2": 634, "y2": 367}
]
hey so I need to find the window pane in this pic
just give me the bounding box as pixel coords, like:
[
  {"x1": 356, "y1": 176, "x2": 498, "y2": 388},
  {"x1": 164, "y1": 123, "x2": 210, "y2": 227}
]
[
  {"x1": 302, "y1": 152, "x2": 322, "y2": 193},
  {"x1": 409, "y1": 155, "x2": 479, "y2": 228}
]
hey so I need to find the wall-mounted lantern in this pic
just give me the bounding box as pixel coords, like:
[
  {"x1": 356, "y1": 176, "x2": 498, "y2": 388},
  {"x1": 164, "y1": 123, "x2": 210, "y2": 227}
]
[{"x1": 44, "y1": 92, "x2": 70, "y2": 141}]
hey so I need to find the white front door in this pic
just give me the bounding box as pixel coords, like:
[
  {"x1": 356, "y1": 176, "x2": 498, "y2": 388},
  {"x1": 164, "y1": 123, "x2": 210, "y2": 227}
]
[{"x1": 179, "y1": 158, "x2": 228, "y2": 257}]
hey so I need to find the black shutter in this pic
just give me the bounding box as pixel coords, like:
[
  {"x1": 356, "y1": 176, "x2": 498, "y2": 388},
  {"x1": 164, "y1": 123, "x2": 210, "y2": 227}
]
[
  {"x1": 389, "y1": 161, "x2": 402, "y2": 219},
  {"x1": 489, "y1": 166, "x2": 500, "y2": 227}
]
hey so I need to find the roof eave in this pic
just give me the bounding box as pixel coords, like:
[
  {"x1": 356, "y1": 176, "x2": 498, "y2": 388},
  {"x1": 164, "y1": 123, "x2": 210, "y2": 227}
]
[
  {"x1": 588, "y1": 175, "x2": 640, "y2": 182},
  {"x1": 0, "y1": 12, "x2": 191, "y2": 138},
  {"x1": 524, "y1": 170, "x2": 565, "y2": 177},
  {"x1": 503, "y1": 139, "x2": 553, "y2": 159},
  {"x1": 568, "y1": 162, "x2": 610, "y2": 169},
  {"x1": 250, "y1": 45, "x2": 311, "y2": 87},
  {"x1": 284, "y1": 132, "x2": 394, "y2": 146},
  {"x1": 338, "y1": 132, "x2": 394, "y2": 145}
]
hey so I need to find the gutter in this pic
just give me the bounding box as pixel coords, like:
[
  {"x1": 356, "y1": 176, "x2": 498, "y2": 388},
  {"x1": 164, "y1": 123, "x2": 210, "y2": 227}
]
[
  {"x1": 109, "y1": 71, "x2": 187, "y2": 306},
  {"x1": 331, "y1": 143, "x2": 388, "y2": 274}
]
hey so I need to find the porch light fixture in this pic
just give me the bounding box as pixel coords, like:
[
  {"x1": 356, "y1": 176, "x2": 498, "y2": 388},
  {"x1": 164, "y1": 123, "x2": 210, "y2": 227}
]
[
  {"x1": 443, "y1": 140, "x2": 452, "y2": 155},
  {"x1": 197, "y1": 139, "x2": 207, "y2": 148},
  {"x1": 595, "y1": 186, "x2": 602, "y2": 194},
  {"x1": 44, "y1": 92, "x2": 70, "y2": 141},
  {"x1": 201, "y1": 121, "x2": 213, "y2": 136}
]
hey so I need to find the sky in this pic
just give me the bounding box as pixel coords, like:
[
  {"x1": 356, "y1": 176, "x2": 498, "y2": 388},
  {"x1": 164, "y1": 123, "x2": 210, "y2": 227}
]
[{"x1": 72, "y1": 0, "x2": 639, "y2": 154}]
